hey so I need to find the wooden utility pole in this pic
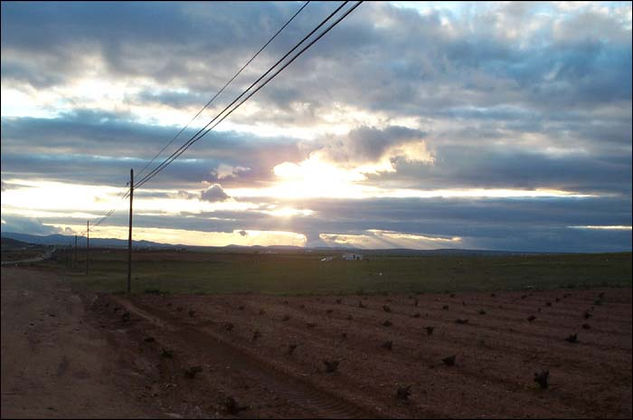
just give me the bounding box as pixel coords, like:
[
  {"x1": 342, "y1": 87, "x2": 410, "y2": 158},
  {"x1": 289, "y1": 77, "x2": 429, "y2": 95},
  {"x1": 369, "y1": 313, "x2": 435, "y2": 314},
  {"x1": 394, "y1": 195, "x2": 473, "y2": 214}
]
[
  {"x1": 74, "y1": 235, "x2": 78, "y2": 267},
  {"x1": 86, "y1": 220, "x2": 90, "y2": 274},
  {"x1": 127, "y1": 168, "x2": 133, "y2": 294}
]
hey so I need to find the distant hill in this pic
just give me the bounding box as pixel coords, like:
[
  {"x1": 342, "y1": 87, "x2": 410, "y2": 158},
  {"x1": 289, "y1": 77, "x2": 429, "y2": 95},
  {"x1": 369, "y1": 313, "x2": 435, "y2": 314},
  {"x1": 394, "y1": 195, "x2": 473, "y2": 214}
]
[
  {"x1": 0, "y1": 232, "x2": 175, "y2": 249},
  {"x1": 0, "y1": 231, "x2": 558, "y2": 256},
  {"x1": 0, "y1": 237, "x2": 43, "y2": 250}
]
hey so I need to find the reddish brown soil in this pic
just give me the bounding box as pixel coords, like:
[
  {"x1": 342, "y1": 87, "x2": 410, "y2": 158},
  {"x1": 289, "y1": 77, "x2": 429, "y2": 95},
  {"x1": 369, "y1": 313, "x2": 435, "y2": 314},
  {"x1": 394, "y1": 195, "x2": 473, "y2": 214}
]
[
  {"x1": 2, "y1": 266, "x2": 631, "y2": 418},
  {"x1": 1, "y1": 267, "x2": 162, "y2": 419}
]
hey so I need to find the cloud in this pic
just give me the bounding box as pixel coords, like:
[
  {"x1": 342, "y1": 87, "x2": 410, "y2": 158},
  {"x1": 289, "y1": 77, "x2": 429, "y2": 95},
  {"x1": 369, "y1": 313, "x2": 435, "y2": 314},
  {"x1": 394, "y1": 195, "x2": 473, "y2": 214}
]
[
  {"x1": 263, "y1": 125, "x2": 435, "y2": 196},
  {"x1": 0, "y1": 111, "x2": 303, "y2": 189},
  {"x1": 210, "y1": 164, "x2": 251, "y2": 180},
  {"x1": 320, "y1": 229, "x2": 463, "y2": 250},
  {"x1": 175, "y1": 190, "x2": 197, "y2": 200},
  {"x1": 9, "y1": 190, "x2": 630, "y2": 252},
  {"x1": 200, "y1": 184, "x2": 230, "y2": 202},
  {"x1": 1, "y1": 2, "x2": 631, "y2": 252},
  {"x1": 367, "y1": 144, "x2": 632, "y2": 196},
  {"x1": 133, "y1": 89, "x2": 206, "y2": 109},
  {"x1": 3, "y1": 2, "x2": 629, "y2": 125},
  {"x1": 307, "y1": 125, "x2": 433, "y2": 168},
  {"x1": 0, "y1": 1, "x2": 328, "y2": 92},
  {"x1": 0, "y1": 214, "x2": 62, "y2": 235}
]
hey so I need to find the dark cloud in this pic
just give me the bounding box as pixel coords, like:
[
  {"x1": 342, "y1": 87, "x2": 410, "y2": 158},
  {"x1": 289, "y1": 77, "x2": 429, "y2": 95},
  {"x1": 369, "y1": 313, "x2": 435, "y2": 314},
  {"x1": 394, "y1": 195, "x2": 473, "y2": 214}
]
[
  {"x1": 133, "y1": 89, "x2": 207, "y2": 109},
  {"x1": 364, "y1": 145, "x2": 633, "y2": 196},
  {"x1": 308, "y1": 125, "x2": 428, "y2": 165},
  {"x1": 200, "y1": 184, "x2": 230, "y2": 202},
  {"x1": 2, "y1": 2, "x2": 630, "y2": 114},
  {"x1": 1, "y1": 215, "x2": 62, "y2": 235},
  {"x1": 1, "y1": 112, "x2": 303, "y2": 188},
  {"x1": 0, "y1": 1, "x2": 332, "y2": 91},
  {"x1": 299, "y1": 196, "x2": 632, "y2": 232},
  {"x1": 176, "y1": 190, "x2": 197, "y2": 200}
]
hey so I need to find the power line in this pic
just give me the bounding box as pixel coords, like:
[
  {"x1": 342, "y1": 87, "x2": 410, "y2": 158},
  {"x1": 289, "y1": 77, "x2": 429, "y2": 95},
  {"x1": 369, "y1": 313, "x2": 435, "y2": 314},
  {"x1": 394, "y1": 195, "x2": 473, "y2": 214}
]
[
  {"x1": 133, "y1": 1, "x2": 351, "y2": 190},
  {"x1": 83, "y1": 2, "x2": 313, "y2": 230},
  {"x1": 74, "y1": 181, "x2": 130, "y2": 237},
  {"x1": 67, "y1": 1, "x2": 362, "y2": 289},
  {"x1": 92, "y1": 182, "x2": 131, "y2": 227},
  {"x1": 78, "y1": 0, "x2": 362, "y2": 233},
  {"x1": 183, "y1": 2, "x2": 364, "y2": 168},
  {"x1": 135, "y1": 0, "x2": 311, "y2": 181},
  {"x1": 134, "y1": 1, "x2": 362, "y2": 191}
]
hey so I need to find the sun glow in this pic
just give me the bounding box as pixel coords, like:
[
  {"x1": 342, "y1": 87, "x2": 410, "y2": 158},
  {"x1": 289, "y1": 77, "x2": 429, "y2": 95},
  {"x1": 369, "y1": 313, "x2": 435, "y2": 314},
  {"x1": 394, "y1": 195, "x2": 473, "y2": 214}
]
[
  {"x1": 236, "y1": 142, "x2": 435, "y2": 200},
  {"x1": 320, "y1": 229, "x2": 463, "y2": 250},
  {"x1": 56, "y1": 224, "x2": 306, "y2": 247},
  {"x1": 1, "y1": 180, "x2": 124, "y2": 213},
  {"x1": 262, "y1": 207, "x2": 315, "y2": 218},
  {"x1": 0, "y1": 179, "x2": 257, "y2": 217},
  {"x1": 229, "y1": 182, "x2": 596, "y2": 201},
  {"x1": 568, "y1": 225, "x2": 632, "y2": 230},
  {"x1": 270, "y1": 155, "x2": 366, "y2": 199},
  {"x1": 225, "y1": 143, "x2": 595, "y2": 201}
]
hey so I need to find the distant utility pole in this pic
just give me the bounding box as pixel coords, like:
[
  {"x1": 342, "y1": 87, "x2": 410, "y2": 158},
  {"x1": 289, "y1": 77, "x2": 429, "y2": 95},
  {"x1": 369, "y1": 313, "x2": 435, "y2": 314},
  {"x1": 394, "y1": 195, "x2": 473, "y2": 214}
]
[
  {"x1": 86, "y1": 220, "x2": 90, "y2": 274},
  {"x1": 74, "y1": 235, "x2": 78, "y2": 268},
  {"x1": 127, "y1": 168, "x2": 133, "y2": 294}
]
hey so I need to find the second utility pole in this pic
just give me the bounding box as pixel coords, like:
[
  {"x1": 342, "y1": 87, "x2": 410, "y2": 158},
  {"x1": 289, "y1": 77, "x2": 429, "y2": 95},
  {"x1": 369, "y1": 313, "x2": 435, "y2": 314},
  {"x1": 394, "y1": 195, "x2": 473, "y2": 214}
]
[
  {"x1": 86, "y1": 220, "x2": 90, "y2": 273},
  {"x1": 127, "y1": 168, "x2": 133, "y2": 294}
]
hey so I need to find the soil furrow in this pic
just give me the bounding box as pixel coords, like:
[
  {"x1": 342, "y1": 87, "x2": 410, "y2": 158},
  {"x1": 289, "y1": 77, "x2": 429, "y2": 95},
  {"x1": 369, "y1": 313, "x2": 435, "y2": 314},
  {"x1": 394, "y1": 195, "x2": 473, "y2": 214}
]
[{"x1": 114, "y1": 295, "x2": 382, "y2": 419}]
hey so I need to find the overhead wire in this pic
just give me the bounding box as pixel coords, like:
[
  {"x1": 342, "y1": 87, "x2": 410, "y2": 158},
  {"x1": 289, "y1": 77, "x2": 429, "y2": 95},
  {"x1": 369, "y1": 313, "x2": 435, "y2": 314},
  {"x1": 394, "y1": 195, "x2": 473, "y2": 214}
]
[
  {"x1": 74, "y1": 181, "x2": 130, "y2": 238},
  {"x1": 133, "y1": 0, "x2": 361, "y2": 191},
  {"x1": 78, "y1": 0, "x2": 362, "y2": 236},
  {"x1": 135, "y1": 0, "x2": 311, "y2": 181},
  {"x1": 132, "y1": 1, "x2": 352, "y2": 191},
  {"x1": 76, "y1": 1, "x2": 361, "y2": 236},
  {"x1": 84, "y1": 1, "x2": 314, "y2": 230}
]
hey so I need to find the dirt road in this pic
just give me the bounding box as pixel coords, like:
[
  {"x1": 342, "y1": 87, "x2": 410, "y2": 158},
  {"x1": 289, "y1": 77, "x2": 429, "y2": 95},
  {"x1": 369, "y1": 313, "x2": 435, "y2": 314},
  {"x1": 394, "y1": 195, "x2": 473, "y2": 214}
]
[
  {"x1": 1, "y1": 248, "x2": 56, "y2": 266},
  {"x1": 1, "y1": 267, "x2": 160, "y2": 419}
]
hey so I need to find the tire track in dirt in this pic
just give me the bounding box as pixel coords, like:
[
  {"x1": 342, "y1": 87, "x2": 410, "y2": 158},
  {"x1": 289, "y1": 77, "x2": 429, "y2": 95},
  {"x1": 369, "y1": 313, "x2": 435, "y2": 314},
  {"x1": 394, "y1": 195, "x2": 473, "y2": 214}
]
[{"x1": 111, "y1": 295, "x2": 383, "y2": 419}]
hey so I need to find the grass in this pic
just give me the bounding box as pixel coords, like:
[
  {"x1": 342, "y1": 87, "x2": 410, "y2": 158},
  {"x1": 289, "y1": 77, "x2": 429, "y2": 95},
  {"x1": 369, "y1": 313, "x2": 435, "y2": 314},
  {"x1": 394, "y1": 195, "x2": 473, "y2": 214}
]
[
  {"x1": 0, "y1": 247, "x2": 47, "y2": 262},
  {"x1": 50, "y1": 248, "x2": 632, "y2": 295}
]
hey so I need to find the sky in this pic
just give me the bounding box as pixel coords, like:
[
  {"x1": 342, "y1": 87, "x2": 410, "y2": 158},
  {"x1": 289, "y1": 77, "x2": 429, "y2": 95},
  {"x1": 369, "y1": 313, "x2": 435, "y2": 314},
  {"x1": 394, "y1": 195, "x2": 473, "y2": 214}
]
[{"x1": 1, "y1": 1, "x2": 631, "y2": 252}]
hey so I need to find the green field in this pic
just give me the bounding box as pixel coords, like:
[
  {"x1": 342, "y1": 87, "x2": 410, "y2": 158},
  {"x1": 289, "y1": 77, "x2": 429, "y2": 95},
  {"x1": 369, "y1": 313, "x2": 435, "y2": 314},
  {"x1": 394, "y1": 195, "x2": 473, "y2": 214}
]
[
  {"x1": 0, "y1": 238, "x2": 48, "y2": 262},
  {"x1": 46, "y1": 248, "x2": 633, "y2": 295},
  {"x1": 0, "y1": 248, "x2": 45, "y2": 262}
]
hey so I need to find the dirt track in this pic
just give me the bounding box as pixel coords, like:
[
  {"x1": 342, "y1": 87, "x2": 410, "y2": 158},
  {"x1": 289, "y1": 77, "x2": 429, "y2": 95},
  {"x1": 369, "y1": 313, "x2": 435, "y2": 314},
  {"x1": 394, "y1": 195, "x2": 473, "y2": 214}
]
[
  {"x1": 2, "y1": 266, "x2": 632, "y2": 418},
  {"x1": 1, "y1": 267, "x2": 160, "y2": 419}
]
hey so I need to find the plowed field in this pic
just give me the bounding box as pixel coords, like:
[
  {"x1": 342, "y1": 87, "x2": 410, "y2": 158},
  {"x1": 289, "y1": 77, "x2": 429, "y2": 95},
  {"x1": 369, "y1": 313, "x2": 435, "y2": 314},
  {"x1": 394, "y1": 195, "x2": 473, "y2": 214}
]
[{"x1": 92, "y1": 287, "x2": 631, "y2": 418}]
